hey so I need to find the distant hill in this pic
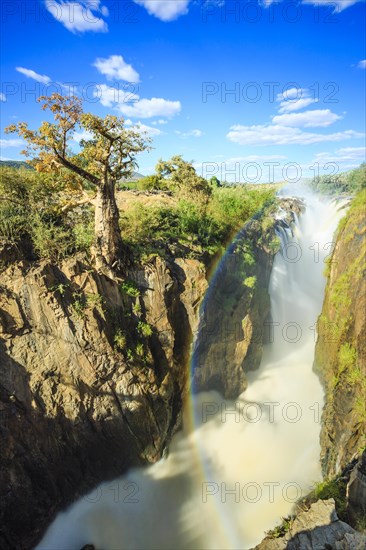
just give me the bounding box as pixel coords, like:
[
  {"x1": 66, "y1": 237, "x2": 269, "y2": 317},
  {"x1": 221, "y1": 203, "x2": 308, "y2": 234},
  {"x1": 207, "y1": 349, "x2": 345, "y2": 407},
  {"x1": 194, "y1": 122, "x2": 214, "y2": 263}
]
[
  {"x1": 124, "y1": 171, "x2": 145, "y2": 182},
  {"x1": 0, "y1": 160, "x2": 33, "y2": 170}
]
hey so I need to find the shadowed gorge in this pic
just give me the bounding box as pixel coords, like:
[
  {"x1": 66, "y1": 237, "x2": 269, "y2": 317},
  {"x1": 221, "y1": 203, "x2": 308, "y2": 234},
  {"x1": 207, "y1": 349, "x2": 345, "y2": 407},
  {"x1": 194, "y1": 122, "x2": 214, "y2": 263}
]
[{"x1": 34, "y1": 184, "x2": 365, "y2": 549}]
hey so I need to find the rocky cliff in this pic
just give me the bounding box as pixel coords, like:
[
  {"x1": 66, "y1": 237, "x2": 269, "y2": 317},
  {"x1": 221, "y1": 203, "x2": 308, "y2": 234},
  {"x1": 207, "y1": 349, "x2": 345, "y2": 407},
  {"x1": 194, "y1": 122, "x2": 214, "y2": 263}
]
[
  {"x1": 0, "y1": 254, "x2": 207, "y2": 549},
  {"x1": 314, "y1": 190, "x2": 366, "y2": 478},
  {"x1": 254, "y1": 498, "x2": 366, "y2": 550},
  {"x1": 192, "y1": 198, "x2": 304, "y2": 399},
  {"x1": 254, "y1": 449, "x2": 366, "y2": 550},
  {"x1": 0, "y1": 197, "x2": 303, "y2": 548}
]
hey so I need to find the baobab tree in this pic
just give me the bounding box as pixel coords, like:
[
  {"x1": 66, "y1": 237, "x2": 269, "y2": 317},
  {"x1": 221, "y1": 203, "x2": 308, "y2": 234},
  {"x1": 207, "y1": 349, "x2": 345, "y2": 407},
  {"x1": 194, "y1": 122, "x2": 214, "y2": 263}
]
[{"x1": 5, "y1": 94, "x2": 151, "y2": 273}]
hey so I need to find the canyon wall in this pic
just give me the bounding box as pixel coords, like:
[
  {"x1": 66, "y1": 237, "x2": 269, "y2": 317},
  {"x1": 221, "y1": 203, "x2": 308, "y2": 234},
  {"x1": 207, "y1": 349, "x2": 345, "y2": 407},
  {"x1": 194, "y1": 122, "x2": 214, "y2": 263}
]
[{"x1": 314, "y1": 191, "x2": 366, "y2": 478}]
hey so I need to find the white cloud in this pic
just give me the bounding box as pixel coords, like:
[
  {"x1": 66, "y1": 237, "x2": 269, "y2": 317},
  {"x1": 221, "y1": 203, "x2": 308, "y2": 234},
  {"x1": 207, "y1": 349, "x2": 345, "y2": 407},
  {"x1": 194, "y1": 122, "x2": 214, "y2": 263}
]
[
  {"x1": 118, "y1": 97, "x2": 181, "y2": 119},
  {"x1": 16, "y1": 67, "x2": 51, "y2": 85},
  {"x1": 72, "y1": 130, "x2": 93, "y2": 143},
  {"x1": 264, "y1": 0, "x2": 362, "y2": 12},
  {"x1": 0, "y1": 92, "x2": 6, "y2": 102},
  {"x1": 175, "y1": 128, "x2": 204, "y2": 138},
  {"x1": 93, "y1": 86, "x2": 180, "y2": 119},
  {"x1": 272, "y1": 109, "x2": 342, "y2": 128},
  {"x1": 276, "y1": 87, "x2": 319, "y2": 113},
  {"x1": 133, "y1": 122, "x2": 162, "y2": 137},
  {"x1": 133, "y1": 0, "x2": 190, "y2": 21},
  {"x1": 310, "y1": 147, "x2": 365, "y2": 173},
  {"x1": 301, "y1": 0, "x2": 362, "y2": 13},
  {"x1": 93, "y1": 55, "x2": 140, "y2": 83},
  {"x1": 278, "y1": 97, "x2": 318, "y2": 113},
  {"x1": 93, "y1": 84, "x2": 139, "y2": 107},
  {"x1": 0, "y1": 138, "x2": 24, "y2": 148},
  {"x1": 335, "y1": 146, "x2": 366, "y2": 159},
  {"x1": 226, "y1": 155, "x2": 287, "y2": 162},
  {"x1": 313, "y1": 146, "x2": 366, "y2": 164},
  {"x1": 358, "y1": 59, "x2": 366, "y2": 69},
  {"x1": 276, "y1": 87, "x2": 306, "y2": 102},
  {"x1": 45, "y1": 0, "x2": 108, "y2": 33},
  {"x1": 152, "y1": 119, "x2": 168, "y2": 125},
  {"x1": 227, "y1": 124, "x2": 363, "y2": 146}
]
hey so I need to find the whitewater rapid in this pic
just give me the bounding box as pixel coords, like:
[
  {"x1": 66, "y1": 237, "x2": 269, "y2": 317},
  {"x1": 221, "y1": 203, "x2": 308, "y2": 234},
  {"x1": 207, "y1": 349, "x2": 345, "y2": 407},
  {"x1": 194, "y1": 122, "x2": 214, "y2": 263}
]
[{"x1": 37, "y1": 187, "x2": 348, "y2": 550}]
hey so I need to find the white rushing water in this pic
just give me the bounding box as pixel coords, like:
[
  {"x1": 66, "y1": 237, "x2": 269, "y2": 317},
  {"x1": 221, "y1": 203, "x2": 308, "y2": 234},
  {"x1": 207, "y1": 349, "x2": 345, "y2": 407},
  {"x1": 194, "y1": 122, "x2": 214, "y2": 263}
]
[{"x1": 37, "y1": 187, "x2": 348, "y2": 550}]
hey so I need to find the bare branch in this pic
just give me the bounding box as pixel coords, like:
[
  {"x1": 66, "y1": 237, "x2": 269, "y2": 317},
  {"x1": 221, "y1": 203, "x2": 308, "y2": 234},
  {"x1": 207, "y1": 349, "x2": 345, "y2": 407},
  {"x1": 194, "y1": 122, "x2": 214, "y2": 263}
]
[
  {"x1": 53, "y1": 150, "x2": 100, "y2": 187},
  {"x1": 60, "y1": 195, "x2": 96, "y2": 214}
]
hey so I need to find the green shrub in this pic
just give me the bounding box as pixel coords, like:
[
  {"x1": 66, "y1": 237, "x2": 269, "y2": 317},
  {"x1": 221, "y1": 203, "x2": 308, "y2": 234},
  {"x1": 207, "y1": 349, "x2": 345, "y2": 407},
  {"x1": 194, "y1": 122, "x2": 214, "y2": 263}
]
[
  {"x1": 135, "y1": 342, "x2": 145, "y2": 358},
  {"x1": 71, "y1": 293, "x2": 86, "y2": 319},
  {"x1": 114, "y1": 329, "x2": 127, "y2": 351},
  {"x1": 72, "y1": 221, "x2": 94, "y2": 252},
  {"x1": 136, "y1": 175, "x2": 166, "y2": 191},
  {"x1": 310, "y1": 477, "x2": 347, "y2": 517},
  {"x1": 244, "y1": 276, "x2": 257, "y2": 289},
  {"x1": 30, "y1": 214, "x2": 72, "y2": 261},
  {"x1": 309, "y1": 163, "x2": 366, "y2": 195},
  {"x1": 120, "y1": 280, "x2": 140, "y2": 297},
  {"x1": 132, "y1": 301, "x2": 142, "y2": 316},
  {"x1": 86, "y1": 293, "x2": 104, "y2": 309},
  {"x1": 0, "y1": 204, "x2": 29, "y2": 243},
  {"x1": 266, "y1": 516, "x2": 293, "y2": 539},
  {"x1": 137, "y1": 321, "x2": 153, "y2": 337},
  {"x1": 338, "y1": 343, "x2": 357, "y2": 376}
]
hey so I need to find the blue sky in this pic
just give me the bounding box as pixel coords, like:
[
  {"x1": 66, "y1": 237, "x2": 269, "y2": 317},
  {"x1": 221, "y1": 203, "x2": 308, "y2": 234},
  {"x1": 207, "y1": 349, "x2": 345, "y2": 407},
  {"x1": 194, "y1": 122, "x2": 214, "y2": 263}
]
[{"x1": 1, "y1": 0, "x2": 365, "y2": 182}]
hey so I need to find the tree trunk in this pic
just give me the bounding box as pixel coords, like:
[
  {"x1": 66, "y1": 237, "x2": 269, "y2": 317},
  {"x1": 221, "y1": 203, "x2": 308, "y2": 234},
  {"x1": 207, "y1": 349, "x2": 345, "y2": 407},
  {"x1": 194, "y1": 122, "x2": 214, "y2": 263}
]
[{"x1": 93, "y1": 178, "x2": 124, "y2": 273}]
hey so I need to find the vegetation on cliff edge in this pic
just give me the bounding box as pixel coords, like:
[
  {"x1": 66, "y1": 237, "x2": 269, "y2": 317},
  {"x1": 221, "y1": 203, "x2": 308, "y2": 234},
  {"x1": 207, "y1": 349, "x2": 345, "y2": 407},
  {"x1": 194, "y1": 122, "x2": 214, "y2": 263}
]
[{"x1": 0, "y1": 157, "x2": 277, "y2": 266}]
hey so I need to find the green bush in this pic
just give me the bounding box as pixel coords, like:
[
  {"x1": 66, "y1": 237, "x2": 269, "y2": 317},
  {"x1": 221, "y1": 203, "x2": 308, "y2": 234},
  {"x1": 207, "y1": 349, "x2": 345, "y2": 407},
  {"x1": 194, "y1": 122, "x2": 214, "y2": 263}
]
[
  {"x1": 244, "y1": 276, "x2": 257, "y2": 289},
  {"x1": 114, "y1": 329, "x2": 127, "y2": 351},
  {"x1": 0, "y1": 204, "x2": 29, "y2": 243},
  {"x1": 72, "y1": 220, "x2": 94, "y2": 252},
  {"x1": 30, "y1": 214, "x2": 72, "y2": 261},
  {"x1": 120, "y1": 280, "x2": 140, "y2": 298},
  {"x1": 136, "y1": 175, "x2": 166, "y2": 191},
  {"x1": 310, "y1": 477, "x2": 347, "y2": 517},
  {"x1": 119, "y1": 184, "x2": 276, "y2": 260},
  {"x1": 309, "y1": 163, "x2": 366, "y2": 195},
  {"x1": 137, "y1": 321, "x2": 153, "y2": 337},
  {"x1": 338, "y1": 343, "x2": 357, "y2": 376},
  {"x1": 0, "y1": 163, "x2": 278, "y2": 265}
]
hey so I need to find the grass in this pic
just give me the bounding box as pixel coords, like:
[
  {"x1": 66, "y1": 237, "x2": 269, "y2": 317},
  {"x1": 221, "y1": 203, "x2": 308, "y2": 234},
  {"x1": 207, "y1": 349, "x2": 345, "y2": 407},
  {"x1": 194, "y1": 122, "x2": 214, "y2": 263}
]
[
  {"x1": 71, "y1": 293, "x2": 86, "y2": 319},
  {"x1": 114, "y1": 329, "x2": 127, "y2": 351},
  {"x1": 86, "y1": 293, "x2": 104, "y2": 310},
  {"x1": 119, "y1": 185, "x2": 277, "y2": 261},
  {"x1": 243, "y1": 275, "x2": 257, "y2": 289},
  {"x1": 324, "y1": 192, "x2": 366, "y2": 414},
  {"x1": 266, "y1": 516, "x2": 293, "y2": 539},
  {"x1": 137, "y1": 321, "x2": 153, "y2": 338},
  {"x1": 0, "y1": 163, "x2": 278, "y2": 266},
  {"x1": 306, "y1": 477, "x2": 348, "y2": 519},
  {"x1": 120, "y1": 280, "x2": 140, "y2": 298}
]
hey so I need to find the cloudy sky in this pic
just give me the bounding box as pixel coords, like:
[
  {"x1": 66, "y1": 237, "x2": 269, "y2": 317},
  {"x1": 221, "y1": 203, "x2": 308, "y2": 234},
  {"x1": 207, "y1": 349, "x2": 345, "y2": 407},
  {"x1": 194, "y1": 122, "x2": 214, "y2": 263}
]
[{"x1": 1, "y1": 0, "x2": 365, "y2": 182}]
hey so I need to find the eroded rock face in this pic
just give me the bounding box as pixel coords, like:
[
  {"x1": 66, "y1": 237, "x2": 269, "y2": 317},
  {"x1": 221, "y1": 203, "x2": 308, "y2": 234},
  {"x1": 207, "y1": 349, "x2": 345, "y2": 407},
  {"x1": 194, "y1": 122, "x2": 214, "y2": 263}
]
[
  {"x1": 347, "y1": 450, "x2": 366, "y2": 524},
  {"x1": 0, "y1": 255, "x2": 207, "y2": 549},
  {"x1": 192, "y1": 199, "x2": 303, "y2": 399},
  {"x1": 0, "y1": 198, "x2": 304, "y2": 547},
  {"x1": 254, "y1": 499, "x2": 366, "y2": 550},
  {"x1": 314, "y1": 195, "x2": 366, "y2": 477}
]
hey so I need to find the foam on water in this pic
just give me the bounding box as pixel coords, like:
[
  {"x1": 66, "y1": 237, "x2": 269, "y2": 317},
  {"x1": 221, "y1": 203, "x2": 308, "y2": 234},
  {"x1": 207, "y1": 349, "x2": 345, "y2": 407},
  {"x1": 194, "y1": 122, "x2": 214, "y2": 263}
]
[{"x1": 37, "y1": 186, "x2": 348, "y2": 550}]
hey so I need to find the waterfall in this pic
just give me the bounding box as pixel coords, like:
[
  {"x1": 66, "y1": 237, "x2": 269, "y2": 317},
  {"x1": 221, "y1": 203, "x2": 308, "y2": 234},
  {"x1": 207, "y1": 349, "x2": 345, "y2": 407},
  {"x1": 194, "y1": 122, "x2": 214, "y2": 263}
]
[{"x1": 37, "y1": 187, "x2": 348, "y2": 550}]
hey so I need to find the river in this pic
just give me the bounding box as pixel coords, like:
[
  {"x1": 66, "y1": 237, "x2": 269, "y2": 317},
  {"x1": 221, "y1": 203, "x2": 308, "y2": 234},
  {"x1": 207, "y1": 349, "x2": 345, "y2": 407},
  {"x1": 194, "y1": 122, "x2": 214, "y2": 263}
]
[{"x1": 37, "y1": 186, "x2": 347, "y2": 550}]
